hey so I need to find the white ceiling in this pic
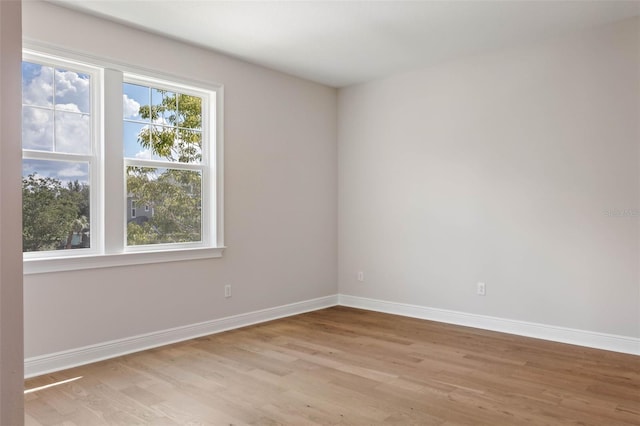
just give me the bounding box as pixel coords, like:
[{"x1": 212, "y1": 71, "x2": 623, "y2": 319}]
[{"x1": 49, "y1": 1, "x2": 640, "y2": 88}]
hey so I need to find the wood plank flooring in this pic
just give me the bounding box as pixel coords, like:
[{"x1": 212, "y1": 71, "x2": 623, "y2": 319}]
[{"x1": 24, "y1": 306, "x2": 640, "y2": 425}]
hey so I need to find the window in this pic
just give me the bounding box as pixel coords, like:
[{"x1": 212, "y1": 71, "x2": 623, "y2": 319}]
[
  {"x1": 21, "y1": 58, "x2": 97, "y2": 254},
  {"x1": 22, "y1": 47, "x2": 224, "y2": 274},
  {"x1": 123, "y1": 79, "x2": 206, "y2": 247}
]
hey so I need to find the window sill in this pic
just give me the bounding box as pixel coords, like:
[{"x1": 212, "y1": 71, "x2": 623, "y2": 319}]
[{"x1": 23, "y1": 246, "x2": 225, "y2": 275}]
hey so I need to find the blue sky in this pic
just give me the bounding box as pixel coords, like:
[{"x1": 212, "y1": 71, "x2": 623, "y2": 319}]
[{"x1": 23, "y1": 159, "x2": 89, "y2": 186}]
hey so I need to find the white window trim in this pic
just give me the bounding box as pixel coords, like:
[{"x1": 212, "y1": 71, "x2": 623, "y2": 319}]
[
  {"x1": 21, "y1": 53, "x2": 102, "y2": 261},
  {"x1": 24, "y1": 247, "x2": 224, "y2": 274},
  {"x1": 121, "y1": 72, "x2": 215, "y2": 253},
  {"x1": 22, "y1": 41, "x2": 225, "y2": 275}
]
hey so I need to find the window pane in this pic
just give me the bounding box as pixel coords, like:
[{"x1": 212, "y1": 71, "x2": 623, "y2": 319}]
[
  {"x1": 54, "y1": 68, "x2": 91, "y2": 114},
  {"x1": 55, "y1": 110, "x2": 91, "y2": 154},
  {"x1": 175, "y1": 128, "x2": 202, "y2": 163},
  {"x1": 123, "y1": 121, "x2": 162, "y2": 161},
  {"x1": 123, "y1": 83, "x2": 149, "y2": 121},
  {"x1": 22, "y1": 106, "x2": 54, "y2": 151},
  {"x1": 152, "y1": 88, "x2": 175, "y2": 122},
  {"x1": 22, "y1": 159, "x2": 90, "y2": 252},
  {"x1": 22, "y1": 62, "x2": 53, "y2": 108},
  {"x1": 177, "y1": 94, "x2": 202, "y2": 130},
  {"x1": 126, "y1": 166, "x2": 202, "y2": 246}
]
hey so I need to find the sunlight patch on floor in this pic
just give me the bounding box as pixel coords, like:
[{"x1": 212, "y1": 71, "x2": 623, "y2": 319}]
[{"x1": 24, "y1": 376, "x2": 83, "y2": 394}]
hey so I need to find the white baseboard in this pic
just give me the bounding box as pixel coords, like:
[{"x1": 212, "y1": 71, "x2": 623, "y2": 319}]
[
  {"x1": 24, "y1": 294, "x2": 338, "y2": 378},
  {"x1": 25, "y1": 293, "x2": 638, "y2": 378},
  {"x1": 338, "y1": 294, "x2": 640, "y2": 356}
]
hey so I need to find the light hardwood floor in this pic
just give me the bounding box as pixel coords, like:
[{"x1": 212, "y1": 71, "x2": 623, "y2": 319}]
[{"x1": 24, "y1": 307, "x2": 639, "y2": 425}]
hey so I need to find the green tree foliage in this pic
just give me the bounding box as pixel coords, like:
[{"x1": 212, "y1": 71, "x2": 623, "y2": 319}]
[
  {"x1": 127, "y1": 167, "x2": 201, "y2": 244},
  {"x1": 127, "y1": 91, "x2": 203, "y2": 245},
  {"x1": 138, "y1": 92, "x2": 202, "y2": 163},
  {"x1": 23, "y1": 174, "x2": 89, "y2": 252},
  {"x1": 67, "y1": 180, "x2": 90, "y2": 219}
]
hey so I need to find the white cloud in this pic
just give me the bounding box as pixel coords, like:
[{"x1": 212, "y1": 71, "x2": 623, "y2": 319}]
[
  {"x1": 123, "y1": 94, "x2": 140, "y2": 119},
  {"x1": 58, "y1": 163, "x2": 88, "y2": 178},
  {"x1": 55, "y1": 112, "x2": 91, "y2": 154},
  {"x1": 22, "y1": 65, "x2": 53, "y2": 108},
  {"x1": 55, "y1": 69, "x2": 90, "y2": 113},
  {"x1": 55, "y1": 103, "x2": 81, "y2": 113},
  {"x1": 22, "y1": 107, "x2": 53, "y2": 150},
  {"x1": 23, "y1": 66, "x2": 90, "y2": 112},
  {"x1": 22, "y1": 63, "x2": 92, "y2": 154},
  {"x1": 135, "y1": 149, "x2": 153, "y2": 160}
]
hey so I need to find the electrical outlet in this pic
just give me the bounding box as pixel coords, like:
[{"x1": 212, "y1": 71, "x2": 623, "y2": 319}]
[
  {"x1": 224, "y1": 284, "x2": 232, "y2": 298},
  {"x1": 477, "y1": 282, "x2": 486, "y2": 296},
  {"x1": 357, "y1": 271, "x2": 364, "y2": 282}
]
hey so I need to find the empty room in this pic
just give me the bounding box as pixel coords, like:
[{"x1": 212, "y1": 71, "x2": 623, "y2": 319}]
[{"x1": 0, "y1": 0, "x2": 638, "y2": 424}]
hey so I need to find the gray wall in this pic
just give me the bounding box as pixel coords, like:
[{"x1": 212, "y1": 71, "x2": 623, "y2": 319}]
[
  {"x1": 0, "y1": 0, "x2": 24, "y2": 422},
  {"x1": 338, "y1": 18, "x2": 640, "y2": 338},
  {"x1": 23, "y1": 1, "x2": 338, "y2": 358}
]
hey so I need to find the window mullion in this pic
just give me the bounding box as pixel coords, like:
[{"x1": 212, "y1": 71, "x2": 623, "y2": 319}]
[{"x1": 103, "y1": 68, "x2": 125, "y2": 254}]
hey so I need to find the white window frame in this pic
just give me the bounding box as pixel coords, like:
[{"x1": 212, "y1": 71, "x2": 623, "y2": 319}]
[
  {"x1": 21, "y1": 51, "x2": 103, "y2": 261},
  {"x1": 121, "y1": 73, "x2": 214, "y2": 253},
  {"x1": 23, "y1": 43, "x2": 225, "y2": 275}
]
